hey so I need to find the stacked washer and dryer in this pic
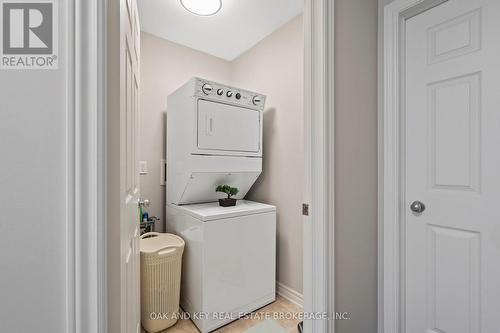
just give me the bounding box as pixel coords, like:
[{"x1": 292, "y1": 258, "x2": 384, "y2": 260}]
[{"x1": 165, "y1": 78, "x2": 277, "y2": 333}]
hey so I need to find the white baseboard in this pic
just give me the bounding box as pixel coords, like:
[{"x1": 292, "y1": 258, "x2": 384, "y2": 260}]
[{"x1": 276, "y1": 281, "x2": 303, "y2": 308}]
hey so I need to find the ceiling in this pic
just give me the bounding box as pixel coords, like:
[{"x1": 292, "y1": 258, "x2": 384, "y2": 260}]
[{"x1": 138, "y1": 0, "x2": 303, "y2": 61}]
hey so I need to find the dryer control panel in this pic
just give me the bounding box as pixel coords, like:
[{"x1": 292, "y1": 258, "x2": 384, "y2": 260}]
[{"x1": 194, "y1": 78, "x2": 266, "y2": 110}]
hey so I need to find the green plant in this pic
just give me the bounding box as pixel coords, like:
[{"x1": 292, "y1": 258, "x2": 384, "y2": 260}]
[{"x1": 216, "y1": 185, "x2": 239, "y2": 199}]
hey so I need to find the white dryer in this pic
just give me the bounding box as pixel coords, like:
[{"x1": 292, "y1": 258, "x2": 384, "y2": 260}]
[
  {"x1": 165, "y1": 78, "x2": 276, "y2": 333},
  {"x1": 166, "y1": 77, "x2": 266, "y2": 205}
]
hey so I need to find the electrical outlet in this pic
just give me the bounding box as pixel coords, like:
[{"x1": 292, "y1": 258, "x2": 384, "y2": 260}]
[
  {"x1": 139, "y1": 161, "x2": 148, "y2": 175},
  {"x1": 160, "y1": 159, "x2": 166, "y2": 186}
]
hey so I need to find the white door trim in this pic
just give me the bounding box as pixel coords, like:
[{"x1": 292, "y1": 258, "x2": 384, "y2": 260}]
[
  {"x1": 379, "y1": 1, "x2": 447, "y2": 333},
  {"x1": 303, "y1": 0, "x2": 335, "y2": 332},
  {"x1": 69, "y1": 0, "x2": 107, "y2": 332}
]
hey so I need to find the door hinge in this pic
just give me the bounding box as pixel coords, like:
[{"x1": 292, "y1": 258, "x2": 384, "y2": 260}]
[{"x1": 302, "y1": 203, "x2": 309, "y2": 216}]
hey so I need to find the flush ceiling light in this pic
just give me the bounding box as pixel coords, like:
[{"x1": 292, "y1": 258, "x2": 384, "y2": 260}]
[{"x1": 180, "y1": 0, "x2": 222, "y2": 16}]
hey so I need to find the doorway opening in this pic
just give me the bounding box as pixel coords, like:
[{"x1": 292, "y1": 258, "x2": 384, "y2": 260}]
[{"x1": 105, "y1": 1, "x2": 334, "y2": 333}]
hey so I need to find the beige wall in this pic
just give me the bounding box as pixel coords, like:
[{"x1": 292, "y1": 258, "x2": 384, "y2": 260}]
[
  {"x1": 231, "y1": 15, "x2": 304, "y2": 294},
  {"x1": 335, "y1": 0, "x2": 379, "y2": 332},
  {"x1": 139, "y1": 16, "x2": 304, "y2": 293},
  {"x1": 139, "y1": 32, "x2": 231, "y2": 231}
]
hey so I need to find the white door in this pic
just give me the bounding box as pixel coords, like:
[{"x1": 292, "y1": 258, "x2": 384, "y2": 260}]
[
  {"x1": 122, "y1": 0, "x2": 141, "y2": 332},
  {"x1": 197, "y1": 100, "x2": 260, "y2": 153},
  {"x1": 405, "y1": 0, "x2": 500, "y2": 332}
]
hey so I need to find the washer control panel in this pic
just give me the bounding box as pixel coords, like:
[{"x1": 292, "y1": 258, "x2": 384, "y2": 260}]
[{"x1": 195, "y1": 78, "x2": 266, "y2": 109}]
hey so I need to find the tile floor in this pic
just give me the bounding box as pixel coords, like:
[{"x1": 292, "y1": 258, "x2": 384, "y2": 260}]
[{"x1": 142, "y1": 296, "x2": 302, "y2": 333}]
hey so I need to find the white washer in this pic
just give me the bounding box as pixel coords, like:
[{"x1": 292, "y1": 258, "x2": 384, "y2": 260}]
[{"x1": 166, "y1": 200, "x2": 276, "y2": 333}]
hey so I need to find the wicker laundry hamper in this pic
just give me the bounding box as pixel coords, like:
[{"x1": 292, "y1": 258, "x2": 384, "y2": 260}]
[{"x1": 140, "y1": 232, "x2": 185, "y2": 333}]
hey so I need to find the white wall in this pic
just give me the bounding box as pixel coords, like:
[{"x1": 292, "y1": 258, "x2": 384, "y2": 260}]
[
  {"x1": 139, "y1": 32, "x2": 232, "y2": 231},
  {"x1": 0, "y1": 2, "x2": 70, "y2": 332},
  {"x1": 335, "y1": 0, "x2": 379, "y2": 332},
  {"x1": 139, "y1": 15, "x2": 304, "y2": 294},
  {"x1": 231, "y1": 15, "x2": 304, "y2": 294}
]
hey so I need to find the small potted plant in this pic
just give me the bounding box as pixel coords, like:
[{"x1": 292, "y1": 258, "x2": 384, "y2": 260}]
[{"x1": 216, "y1": 185, "x2": 239, "y2": 207}]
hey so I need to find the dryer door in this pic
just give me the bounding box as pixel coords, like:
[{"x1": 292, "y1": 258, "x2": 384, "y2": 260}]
[{"x1": 197, "y1": 100, "x2": 260, "y2": 153}]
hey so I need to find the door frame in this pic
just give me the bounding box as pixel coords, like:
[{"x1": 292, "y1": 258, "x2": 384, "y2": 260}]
[
  {"x1": 79, "y1": 0, "x2": 335, "y2": 332},
  {"x1": 303, "y1": 0, "x2": 335, "y2": 332},
  {"x1": 71, "y1": 0, "x2": 108, "y2": 332},
  {"x1": 379, "y1": 1, "x2": 448, "y2": 332}
]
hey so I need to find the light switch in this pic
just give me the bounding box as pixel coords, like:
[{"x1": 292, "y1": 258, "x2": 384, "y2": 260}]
[{"x1": 139, "y1": 161, "x2": 148, "y2": 175}]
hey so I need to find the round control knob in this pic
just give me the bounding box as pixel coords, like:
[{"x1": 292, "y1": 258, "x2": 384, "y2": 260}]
[
  {"x1": 235, "y1": 93, "x2": 241, "y2": 100},
  {"x1": 217, "y1": 89, "x2": 224, "y2": 96},
  {"x1": 252, "y1": 96, "x2": 262, "y2": 105},
  {"x1": 202, "y1": 84, "x2": 213, "y2": 95},
  {"x1": 226, "y1": 90, "x2": 233, "y2": 97}
]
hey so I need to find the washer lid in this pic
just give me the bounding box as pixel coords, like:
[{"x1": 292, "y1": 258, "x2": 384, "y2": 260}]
[{"x1": 172, "y1": 200, "x2": 276, "y2": 221}]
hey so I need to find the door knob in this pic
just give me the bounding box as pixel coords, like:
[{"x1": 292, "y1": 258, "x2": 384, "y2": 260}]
[{"x1": 410, "y1": 201, "x2": 425, "y2": 213}]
